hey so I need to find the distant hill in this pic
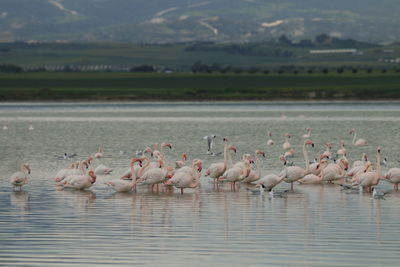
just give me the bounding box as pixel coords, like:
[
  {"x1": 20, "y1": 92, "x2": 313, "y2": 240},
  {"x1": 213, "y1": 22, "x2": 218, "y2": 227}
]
[{"x1": 0, "y1": 0, "x2": 399, "y2": 43}]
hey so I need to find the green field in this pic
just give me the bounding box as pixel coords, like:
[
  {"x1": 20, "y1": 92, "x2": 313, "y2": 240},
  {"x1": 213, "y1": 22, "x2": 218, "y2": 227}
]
[{"x1": 1, "y1": 72, "x2": 400, "y2": 101}]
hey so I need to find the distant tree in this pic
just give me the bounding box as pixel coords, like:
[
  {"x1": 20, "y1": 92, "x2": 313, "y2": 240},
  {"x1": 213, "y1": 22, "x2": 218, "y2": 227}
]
[
  {"x1": 337, "y1": 68, "x2": 344, "y2": 74},
  {"x1": 278, "y1": 35, "x2": 292, "y2": 45},
  {"x1": 315, "y1": 34, "x2": 331, "y2": 45},
  {"x1": 263, "y1": 70, "x2": 270, "y2": 75},
  {"x1": 322, "y1": 69, "x2": 329, "y2": 74},
  {"x1": 352, "y1": 69, "x2": 358, "y2": 74},
  {"x1": 0, "y1": 63, "x2": 23, "y2": 73},
  {"x1": 307, "y1": 69, "x2": 313, "y2": 74},
  {"x1": 382, "y1": 69, "x2": 387, "y2": 73},
  {"x1": 130, "y1": 65, "x2": 156, "y2": 72}
]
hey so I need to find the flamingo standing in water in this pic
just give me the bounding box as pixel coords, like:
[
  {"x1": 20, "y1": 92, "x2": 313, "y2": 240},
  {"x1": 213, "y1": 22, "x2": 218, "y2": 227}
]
[
  {"x1": 94, "y1": 164, "x2": 113, "y2": 175},
  {"x1": 350, "y1": 128, "x2": 368, "y2": 146},
  {"x1": 384, "y1": 168, "x2": 400, "y2": 191},
  {"x1": 256, "y1": 156, "x2": 287, "y2": 190},
  {"x1": 10, "y1": 163, "x2": 31, "y2": 191},
  {"x1": 266, "y1": 131, "x2": 274, "y2": 146},
  {"x1": 54, "y1": 161, "x2": 88, "y2": 183},
  {"x1": 105, "y1": 158, "x2": 142, "y2": 192},
  {"x1": 298, "y1": 159, "x2": 329, "y2": 184},
  {"x1": 352, "y1": 153, "x2": 368, "y2": 168},
  {"x1": 319, "y1": 157, "x2": 349, "y2": 183},
  {"x1": 205, "y1": 137, "x2": 230, "y2": 184},
  {"x1": 357, "y1": 147, "x2": 384, "y2": 192},
  {"x1": 280, "y1": 139, "x2": 314, "y2": 190},
  {"x1": 136, "y1": 159, "x2": 173, "y2": 192},
  {"x1": 302, "y1": 128, "x2": 312, "y2": 138},
  {"x1": 218, "y1": 159, "x2": 251, "y2": 190},
  {"x1": 241, "y1": 150, "x2": 265, "y2": 183},
  {"x1": 165, "y1": 159, "x2": 203, "y2": 194},
  {"x1": 282, "y1": 133, "x2": 291, "y2": 150}
]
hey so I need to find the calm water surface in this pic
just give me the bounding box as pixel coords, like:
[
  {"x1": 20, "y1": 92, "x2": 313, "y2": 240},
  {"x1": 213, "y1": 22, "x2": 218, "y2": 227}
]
[{"x1": 1, "y1": 102, "x2": 400, "y2": 266}]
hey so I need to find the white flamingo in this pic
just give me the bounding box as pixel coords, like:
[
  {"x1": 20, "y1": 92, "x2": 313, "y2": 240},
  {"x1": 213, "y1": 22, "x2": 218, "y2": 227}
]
[
  {"x1": 165, "y1": 159, "x2": 203, "y2": 194},
  {"x1": 205, "y1": 137, "x2": 230, "y2": 184},
  {"x1": 279, "y1": 139, "x2": 314, "y2": 190},
  {"x1": 54, "y1": 160, "x2": 88, "y2": 183},
  {"x1": 10, "y1": 163, "x2": 31, "y2": 191},
  {"x1": 256, "y1": 156, "x2": 286, "y2": 190},
  {"x1": 320, "y1": 157, "x2": 349, "y2": 183},
  {"x1": 350, "y1": 128, "x2": 368, "y2": 146},
  {"x1": 352, "y1": 153, "x2": 368, "y2": 168},
  {"x1": 357, "y1": 147, "x2": 384, "y2": 192},
  {"x1": 337, "y1": 140, "x2": 347, "y2": 156},
  {"x1": 94, "y1": 164, "x2": 113, "y2": 175},
  {"x1": 384, "y1": 168, "x2": 400, "y2": 191},
  {"x1": 136, "y1": 159, "x2": 173, "y2": 192},
  {"x1": 299, "y1": 159, "x2": 329, "y2": 184}
]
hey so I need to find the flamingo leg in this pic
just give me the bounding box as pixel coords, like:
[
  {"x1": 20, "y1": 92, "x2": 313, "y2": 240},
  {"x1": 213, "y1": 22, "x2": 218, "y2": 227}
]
[
  {"x1": 291, "y1": 182, "x2": 294, "y2": 190},
  {"x1": 181, "y1": 188, "x2": 183, "y2": 194}
]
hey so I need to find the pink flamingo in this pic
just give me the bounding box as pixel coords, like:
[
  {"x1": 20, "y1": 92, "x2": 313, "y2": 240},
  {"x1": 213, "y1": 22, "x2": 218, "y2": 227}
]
[
  {"x1": 218, "y1": 159, "x2": 251, "y2": 190},
  {"x1": 384, "y1": 168, "x2": 400, "y2": 191},
  {"x1": 10, "y1": 163, "x2": 31, "y2": 191},
  {"x1": 241, "y1": 150, "x2": 265, "y2": 183},
  {"x1": 256, "y1": 156, "x2": 286, "y2": 190},
  {"x1": 319, "y1": 157, "x2": 349, "y2": 183},
  {"x1": 283, "y1": 148, "x2": 295, "y2": 158},
  {"x1": 282, "y1": 133, "x2": 291, "y2": 150},
  {"x1": 352, "y1": 153, "x2": 368, "y2": 168},
  {"x1": 175, "y1": 153, "x2": 188, "y2": 169},
  {"x1": 205, "y1": 137, "x2": 230, "y2": 184},
  {"x1": 337, "y1": 140, "x2": 347, "y2": 156},
  {"x1": 94, "y1": 146, "x2": 104, "y2": 158},
  {"x1": 165, "y1": 159, "x2": 203, "y2": 194},
  {"x1": 94, "y1": 164, "x2": 113, "y2": 175},
  {"x1": 350, "y1": 161, "x2": 372, "y2": 183},
  {"x1": 63, "y1": 170, "x2": 97, "y2": 190},
  {"x1": 350, "y1": 128, "x2": 368, "y2": 146},
  {"x1": 266, "y1": 131, "x2": 274, "y2": 146},
  {"x1": 299, "y1": 159, "x2": 329, "y2": 184},
  {"x1": 321, "y1": 143, "x2": 333, "y2": 159},
  {"x1": 280, "y1": 139, "x2": 314, "y2": 190},
  {"x1": 357, "y1": 147, "x2": 384, "y2": 192},
  {"x1": 105, "y1": 158, "x2": 142, "y2": 192},
  {"x1": 136, "y1": 159, "x2": 173, "y2": 192}
]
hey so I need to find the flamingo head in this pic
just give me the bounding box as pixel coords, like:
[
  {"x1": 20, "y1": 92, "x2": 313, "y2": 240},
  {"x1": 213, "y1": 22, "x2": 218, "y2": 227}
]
[
  {"x1": 256, "y1": 150, "x2": 266, "y2": 158},
  {"x1": 181, "y1": 153, "x2": 188, "y2": 161},
  {"x1": 267, "y1": 131, "x2": 272, "y2": 137},
  {"x1": 325, "y1": 143, "x2": 332, "y2": 148},
  {"x1": 164, "y1": 179, "x2": 176, "y2": 185},
  {"x1": 87, "y1": 156, "x2": 93, "y2": 165},
  {"x1": 279, "y1": 155, "x2": 287, "y2": 165},
  {"x1": 305, "y1": 139, "x2": 314, "y2": 147},
  {"x1": 228, "y1": 145, "x2": 237, "y2": 153},
  {"x1": 158, "y1": 159, "x2": 165, "y2": 168},
  {"x1": 88, "y1": 171, "x2": 96, "y2": 183},
  {"x1": 377, "y1": 146, "x2": 381, "y2": 153},
  {"x1": 223, "y1": 136, "x2": 229, "y2": 142},
  {"x1": 143, "y1": 147, "x2": 152, "y2": 155},
  {"x1": 23, "y1": 163, "x2": 31, "y2": 174},
  {"x1": 284, "y1": 133, "x2": 291, "y2": 138},
  {"x1": 319, "y1": 154, "x2": 329, "y2": 160},
  {"x1": 131, "y1": 157, "x2": 143, "y2": 167},
  {"x1": 82, "y1": 160, "x2": 89, "y2": 169},
  {"x1": 349, "y1": 128, "x2": 356, "y2": 134},
  {"x1": 162, "y1": 143, "x2": 172, "y2": 149},
  {"x1": 193, "y1": 159, "x2": 203, "y2": 172},
  {"x1": 339, "y1": 159, "x2": 349, "y2": 171}
]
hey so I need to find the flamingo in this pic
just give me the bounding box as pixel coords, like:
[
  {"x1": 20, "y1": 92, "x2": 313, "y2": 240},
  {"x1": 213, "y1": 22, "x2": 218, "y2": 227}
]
[
  {"x1": 205, "y1": 137, "x2": 230, "y2": 184},
  {"x1": 282, "y1": 133, "x2": 291, "y2": 150},
  {"x1": 321, "y1": 143, "x2": 333, "y2": 159},
  {"x1": 256, "y1": 156, "x2": 286, "y2": 190},
  {"x1": 266, "y1": 131, "x2": 274, "y2": 146},
  {"x1": 319, "y1": 157, "x2": 349, "y2": 183},
  {"x1": 54, "y1": 161, "x2": 85, "y2": 182},
  {"x1": 175, "y1": 153, "x2": 188, "y2": 169},
  {"x1": 63, "y1": 171, "x2": 97, "y2": 190},
  {"x1": 94, "y1": 147, "x2": 104, "y2": 158},
  {"x1": 357, "y1": 147, "x2": 384, "y2": 192},
  {"x1": 337, "y1": 140, "x2": 347, "y2": 156},
  {"x1": 352, "y1": 153, "x2": 368, "y2": 168},
  {"x1": 299, "y1": 159, "x2": 329, "y2": 184},
  {"x1": 309, "y1": 158, "x2": 329, "y2": 176},
  {"x1": 94, "y1": 164, "x2": 113, "y2": 175},
  {"x1": 28, "y1": 123, "x2": 34, "y2": 130},
  {"x1": 165, "y1": 159, "x2": 203, "y2": 194},
  {"x1": 279, "y1": 139, "x2": 314, "y2": 190},
  {"x1": 349, "y1": 161, "x2": 372, "y2": 183},
  {"x1": 105, "y1": 158, "x2": 142, "y2": 192},
  {"x1": 283, "y1": 148, "x2": 295, "y2": 158},
  {"x1": 241, "y1": 150, "x2": 265, "y2": 183},
  {"x1": 350, "y1": 128, "x2": 368, "y2": 146},
  {"x1": 136, "y1": 159, "x2": 173, "y2": 192},
  {"x1": 218, "y1": 159, "x2": 251, "y2": 190},
  {"x1": 152, "y1": 142, "x2": 172, "y2": 161},
  {"x1": 10, "y1": 163, "x2": 31, "y2": 191},
  {"x1": 302, "y1": 128, "x2": 312, "y2": 138},
  {"x1": 384, "y1": 168, "x2": 400, "y2": 190},
  {"x1": 2, "y1": 124, "x2": 8, "y2": 130}
]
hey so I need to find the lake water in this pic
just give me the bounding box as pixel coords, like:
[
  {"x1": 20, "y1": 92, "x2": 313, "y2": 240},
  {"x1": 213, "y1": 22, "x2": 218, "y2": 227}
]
[{"x1": 1, "y1": 101, "x2": 400, "y2": 266}]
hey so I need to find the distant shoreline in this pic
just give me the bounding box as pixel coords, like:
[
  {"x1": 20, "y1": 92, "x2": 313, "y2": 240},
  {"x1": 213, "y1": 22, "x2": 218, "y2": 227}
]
[{"x1": 1, "y1": 72, "x2": 399, "y2": 101}]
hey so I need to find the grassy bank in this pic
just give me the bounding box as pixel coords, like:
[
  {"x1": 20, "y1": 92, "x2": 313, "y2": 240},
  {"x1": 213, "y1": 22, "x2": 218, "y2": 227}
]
[{"x1": 0, "y1": 72, "x2": 400, "y2": 101}]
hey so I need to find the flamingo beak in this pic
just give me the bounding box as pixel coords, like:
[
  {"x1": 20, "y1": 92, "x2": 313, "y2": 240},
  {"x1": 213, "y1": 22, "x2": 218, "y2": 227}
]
[{"x1": 311, "y1": 143, "x2": 314, "y2": 148}]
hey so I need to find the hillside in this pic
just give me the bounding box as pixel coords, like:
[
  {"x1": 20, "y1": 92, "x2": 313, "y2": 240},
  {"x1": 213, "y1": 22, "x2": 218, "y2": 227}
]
[{"x1": 0, "y1": 0, "x2": 399, "y2": 43}]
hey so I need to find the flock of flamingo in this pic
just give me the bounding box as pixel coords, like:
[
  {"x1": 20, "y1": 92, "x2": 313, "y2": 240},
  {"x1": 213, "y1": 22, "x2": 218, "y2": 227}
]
[{"x1": 8, "y1": 127, "x2": 400, "y2": 197}]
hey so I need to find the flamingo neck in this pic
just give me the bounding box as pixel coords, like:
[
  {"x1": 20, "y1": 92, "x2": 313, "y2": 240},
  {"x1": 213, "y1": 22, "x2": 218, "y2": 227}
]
[
  {"x1": 352, "y1": 132, "x2": 357, "y2": 145},
  {"x1": 303, "y1": 142, "x2": 310, "y2": 171},
  {"x1": 222, "y1": 141, "x2": 228, "y2": 171},
  {"x1": 376, "y1": 150, "x2": 381, "y2": 176},
  {"x1": 256, "y1": 156, "x2": 261, "y2": 178}
]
